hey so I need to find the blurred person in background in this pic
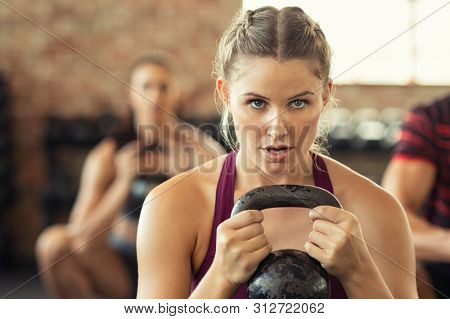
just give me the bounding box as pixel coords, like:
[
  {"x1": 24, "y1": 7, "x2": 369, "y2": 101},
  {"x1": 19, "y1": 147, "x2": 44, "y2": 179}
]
[
  {"x1": 34, "y1": 51, "x2": 224, "y2": 298},
  {"x1": 382, "y1": 94, "x2": 450, "y2": 298}
]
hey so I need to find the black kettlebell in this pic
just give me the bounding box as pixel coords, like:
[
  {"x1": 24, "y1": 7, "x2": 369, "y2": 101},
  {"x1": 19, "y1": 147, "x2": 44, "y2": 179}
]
[{"x1": 231, "y1": 185, "x2": 342, "y2": 299}]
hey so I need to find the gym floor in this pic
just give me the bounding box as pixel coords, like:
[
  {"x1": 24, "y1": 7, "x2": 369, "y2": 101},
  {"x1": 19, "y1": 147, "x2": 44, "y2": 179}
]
[{"x1": 0, "y1": 267, "x2": 48, "y2": 299}]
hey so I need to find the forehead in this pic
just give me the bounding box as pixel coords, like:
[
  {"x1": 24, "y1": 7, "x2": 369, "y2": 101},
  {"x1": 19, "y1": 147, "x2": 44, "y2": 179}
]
[
  {"x1": 131, "y1": 64, "x2": 171, "y2": 84},
  {"x1": 230, "y1": 57, "x2": 320, "y2": 95}
]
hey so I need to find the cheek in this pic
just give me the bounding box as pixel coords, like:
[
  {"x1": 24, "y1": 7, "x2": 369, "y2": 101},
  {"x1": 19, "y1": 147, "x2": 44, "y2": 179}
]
[
  {"x1": 296, "y1": 102, "x2": 322, "y2": 125},
  {"x1": 288, "y1": 108, "x2": 321, "y2": 142},
  {"x1": 132, "y1": 88, "x2": 148, "y2": 101},
  {"x1": 129, "y1": 91, "x2": 143, "y2": 108},
  {"x1": 230, "y1": 105, "x2": 264, "y2": 145}
]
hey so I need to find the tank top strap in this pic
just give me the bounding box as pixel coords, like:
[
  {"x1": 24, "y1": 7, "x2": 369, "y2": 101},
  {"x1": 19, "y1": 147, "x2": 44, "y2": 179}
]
[
  {"x1": 311, "y1": 152, "x2": 348, "y2": 299},
  {"x1": 210, "y1": 151, "x2": 237, "y2": 251},
  {"x1": 191, "y1": 151, "x2": 237, "y2": 281},
  {"x1": 312, "y1": 152, "x2": 334, "y2": 194}
]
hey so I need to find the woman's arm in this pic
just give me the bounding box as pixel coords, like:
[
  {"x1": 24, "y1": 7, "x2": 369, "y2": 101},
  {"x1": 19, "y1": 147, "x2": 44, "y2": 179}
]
[
  {"x1": 136, "y1": 174, "x2": 198, "y2": 298},
  {"x1": 68, "y1": 139, "x2": 116, "y2": 225},
  {"x1": 306, "y1": 206, "x2": 394, "y2": 298},
  {"x1": 306, "y1": 173, "x2": 417, "y2": 298},
  {"x1": 346, "y1": 181, "x2": 418, "y2": 298},
  {"x1": 382, "y1": 159, "x2": 450, "y2": 262},
  {"x1": 69, "y1": 139, "x2": 137, "y2": 246},
  {"x1": 137, "y1": 170, "x2": 271, "y2": 299}
]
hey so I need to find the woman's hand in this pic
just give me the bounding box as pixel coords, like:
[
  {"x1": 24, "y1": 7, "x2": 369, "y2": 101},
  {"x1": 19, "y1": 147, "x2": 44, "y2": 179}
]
[
  {"x1": 211, "y1": 210, "x2": 272, "y2": 291},
  {"x1": 305, "y1": 206, "x2": 373, "y2": 283}
]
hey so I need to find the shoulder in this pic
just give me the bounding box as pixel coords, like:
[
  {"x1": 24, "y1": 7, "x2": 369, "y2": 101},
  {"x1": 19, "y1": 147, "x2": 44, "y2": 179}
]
[
  {"x1": 320, "y1": 156, "x2": 416, "y2": 297},
  {"x1": 321, "y1": 155, "x2": 406, "y2": 234},
  {"x1": 138, "y1": 153, "x2": 228, "y2": 252},
  {"x1": 403, "y1": 97, "x2": 447, "y2": 133},
  {"x1": 144, "y1": 153, "x2": 229, "y2": 213},
  {"x1": 86, "y1": 137, "x2": 117, "y2": 164},
  {"x1": 81, "y1": 138, "x2": 117, "y2": 182},
  {"x1": 411, "y1": 94, "x2": 449, "y2": 123}
]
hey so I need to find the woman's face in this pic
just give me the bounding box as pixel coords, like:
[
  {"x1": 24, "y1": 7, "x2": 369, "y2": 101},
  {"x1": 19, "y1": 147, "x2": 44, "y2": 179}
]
[
  {"x1": 129, "y1": 64, "x2": 178, "y2": 127},
  {"x1": 219, "y1": 57, "x2": 330, "y2": 175}
]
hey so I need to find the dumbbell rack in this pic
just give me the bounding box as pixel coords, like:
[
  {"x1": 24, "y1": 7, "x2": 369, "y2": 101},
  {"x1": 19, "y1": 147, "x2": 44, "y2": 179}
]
[
  {"x1": 0, "y1": 72, "x2": 14, "y2": 268},
  {"x1": 42, "y1": 112, "x2": 129, "y2": 226},
  {"x1": 327, "y1": 107, "x2": 404, "y2": 184}
]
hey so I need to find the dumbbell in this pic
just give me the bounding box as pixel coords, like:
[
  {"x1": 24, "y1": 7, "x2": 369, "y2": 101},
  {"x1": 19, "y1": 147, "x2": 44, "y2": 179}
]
[
  {"x1": 231, "y1": 185, "x2": 342, "y2": 299},
  {"x1": 0, "y1": 133, "x2": 11, "y2": 154},
  {"x1": 45, "y1": 117, "x2": 66, "y2": 147},
  {"x1": 379, "y1": 107, "x2": 405, "y2": 150},
  {"x1": 328, "y1": 107, "x2": 355, "y2": 151},
  {"x1": 0, "y1": 184, "x2": 13, "y2": 207},
  {"x1": 98, "y1": 112, "x2": 119, "y2": 139},
  {"x1": 0, "y1": 74, "x2": 9, "y2": 108},
  {"x1": 69, "y1": 118, "x2": 98, "y2": 146},
  {"x1": 0, "y1": 158, "x2": 12, "y2": 181},
  {"x1": 351, "y1": 108, "x2": 386, "y2": 150},
  {"x1": 42, "y1": 169, "x2": 76, "y2": 212}
]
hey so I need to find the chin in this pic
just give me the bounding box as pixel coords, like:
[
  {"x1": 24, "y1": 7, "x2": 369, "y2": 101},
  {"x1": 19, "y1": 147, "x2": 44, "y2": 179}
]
[{"x1": 255, "y1": 156, "x2": 291, "y2": 177}]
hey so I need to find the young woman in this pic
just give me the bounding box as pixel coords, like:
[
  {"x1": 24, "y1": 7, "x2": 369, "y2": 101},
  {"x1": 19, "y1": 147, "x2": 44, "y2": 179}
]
[
  {"x1": 35, "y1": 52, "x2": 224, "y2": 298},
  {"x1": 137, "y1": 7, "x2": 418, "y2": 298}
]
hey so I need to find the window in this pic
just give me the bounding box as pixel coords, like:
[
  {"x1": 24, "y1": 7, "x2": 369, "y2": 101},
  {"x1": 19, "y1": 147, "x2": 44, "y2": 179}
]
[{"x1": 242, "y1": 0, "x2": 450, "y2": 85}]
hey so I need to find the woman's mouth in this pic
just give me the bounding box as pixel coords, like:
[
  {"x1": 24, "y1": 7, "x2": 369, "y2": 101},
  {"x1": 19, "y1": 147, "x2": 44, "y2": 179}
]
[{"x1": 262, "y1": 145, "x2": 294, "y2": 162}]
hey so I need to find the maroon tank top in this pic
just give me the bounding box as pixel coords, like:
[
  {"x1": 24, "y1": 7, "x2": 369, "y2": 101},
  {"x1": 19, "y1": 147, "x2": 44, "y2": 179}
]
[{"x1": 191, "y1": 151, "x2": 348, "y2": 299}]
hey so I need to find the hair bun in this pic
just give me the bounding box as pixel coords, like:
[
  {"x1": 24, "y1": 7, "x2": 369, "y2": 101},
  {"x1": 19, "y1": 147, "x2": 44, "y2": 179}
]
[{"x1": 244, "y1": 10, "x2": 254, "y2": 30}]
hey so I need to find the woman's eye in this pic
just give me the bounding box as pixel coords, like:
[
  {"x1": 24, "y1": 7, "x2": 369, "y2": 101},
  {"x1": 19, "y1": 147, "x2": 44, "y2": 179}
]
[
  {"x1": 248, "y1": 99, "x2": 266, "y2": 109},
  {"x1": 290, "y1": 99, "x2": 307, "y2": 109}
]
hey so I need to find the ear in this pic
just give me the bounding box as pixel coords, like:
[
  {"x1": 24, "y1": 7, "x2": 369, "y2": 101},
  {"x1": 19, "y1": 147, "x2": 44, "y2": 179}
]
[
  {"x1": 321, "y1": 78, "x2": 333, "y2": 110},
  {"x1": 216, "y1": 76, "x2": 229, "y2": 105}
]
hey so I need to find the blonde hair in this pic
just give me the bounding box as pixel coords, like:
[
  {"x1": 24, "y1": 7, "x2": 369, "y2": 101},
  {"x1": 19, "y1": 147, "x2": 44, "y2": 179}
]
[{"x1": 213, "y1": 6, "x2": 335, "y2": 153}]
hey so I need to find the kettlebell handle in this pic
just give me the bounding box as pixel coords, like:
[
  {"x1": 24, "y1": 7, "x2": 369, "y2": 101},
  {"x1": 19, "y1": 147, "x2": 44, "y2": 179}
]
[{"x1": 231, "y1": 185, "x2": 342, "y2": 216}]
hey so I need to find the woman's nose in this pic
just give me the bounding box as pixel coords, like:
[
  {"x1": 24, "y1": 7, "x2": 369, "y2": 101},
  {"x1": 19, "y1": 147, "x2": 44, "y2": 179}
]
[
  {"x1": 148, "y1": 88, "x2": 162, "y2": 103},
  {"x1": 266, "y1": 110, "x2": 288, "y2": 139}
]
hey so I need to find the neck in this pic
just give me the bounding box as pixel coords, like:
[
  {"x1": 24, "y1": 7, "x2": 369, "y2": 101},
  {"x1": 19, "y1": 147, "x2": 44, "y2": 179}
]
[{"x1": 234, "y1": 150, "x2": 315, "y2": 192}]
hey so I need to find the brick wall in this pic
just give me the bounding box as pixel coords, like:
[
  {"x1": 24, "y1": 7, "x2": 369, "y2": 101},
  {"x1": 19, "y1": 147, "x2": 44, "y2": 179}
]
[
  {"x1": 0, "y1": 0, "x2": 241, "y2": 262},
  {"x1": 0, "y1": 0, "x2": 448, "y2": 262}
]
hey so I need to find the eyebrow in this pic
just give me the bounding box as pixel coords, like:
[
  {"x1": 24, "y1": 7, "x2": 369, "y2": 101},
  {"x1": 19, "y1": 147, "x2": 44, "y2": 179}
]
[{"x1": 241, "y1": 91, "x2": 315, "y2": 101}]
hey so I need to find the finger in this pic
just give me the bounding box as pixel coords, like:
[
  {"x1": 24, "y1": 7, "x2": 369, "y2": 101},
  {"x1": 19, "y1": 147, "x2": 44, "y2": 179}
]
[
  {"x1": 242, "y1": 234, "x2": 269, "y2": 252},
  {"x1": 127, "y1": 146, "x2": 140, "y2": 156},
  {"x1": 308, "y1": 230, "x2": 334, "y2": 250},
  {"x1": 121, "y1": 140, "x2": 138, "y2": 151},
  {"x1": 234, "y1": 222, "x2": 265, "y2": 240},
  {"x1": 309, "y1": 206, "x2": 346, "y2": 224},
  {"x1": 304, "y1": 241, "x2": 326, "y2": 265},
  {"x1": 128, "y1": 151, "x2": 140, "y2": 160},
  {"x1": 312, "y1": 219, "x2": 345, "y2": 237},
  {"x1": 227, "y1": 210, "x2": 263, "y2": 229},
  {"x1": 250, "y1": 243, "x2": 272, "y2": 263}
]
